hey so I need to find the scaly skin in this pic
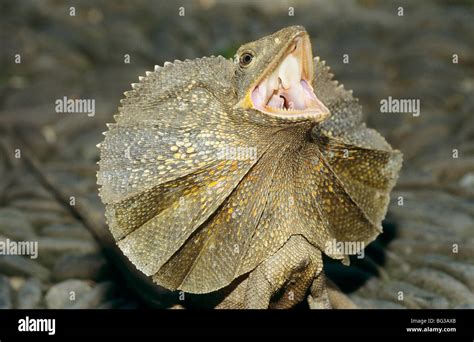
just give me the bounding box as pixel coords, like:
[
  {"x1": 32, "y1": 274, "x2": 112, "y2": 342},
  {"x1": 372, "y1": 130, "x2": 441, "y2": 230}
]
[{"x1": 97, "y1": 26, "x2": 402, "y2": 309}]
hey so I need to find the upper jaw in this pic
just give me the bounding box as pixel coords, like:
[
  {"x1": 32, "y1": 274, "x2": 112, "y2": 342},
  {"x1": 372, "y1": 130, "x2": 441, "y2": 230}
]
[{"x1": 250, "y1": 33, "x2": 330, "y2": 122}]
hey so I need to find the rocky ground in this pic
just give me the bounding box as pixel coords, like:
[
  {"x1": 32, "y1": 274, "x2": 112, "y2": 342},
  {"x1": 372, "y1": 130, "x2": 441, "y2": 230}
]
[{"x1": 0, "y1": 0, "x2": 473, "y2": 309}]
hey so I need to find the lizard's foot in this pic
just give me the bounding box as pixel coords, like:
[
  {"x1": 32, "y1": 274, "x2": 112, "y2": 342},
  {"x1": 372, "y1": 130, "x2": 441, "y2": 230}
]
[
  {"x1": 308, "y1": 273, "x2": 332, "y2": 309},
  {"x1": 216, "y1": 235, "x2": 357, "y2": 309},
  {"x1": 243, "y1": 235, "x2": 324, "y2": 309},
  {"x1": 308, "y1": 275, "x2": 358, "y2": 309}
]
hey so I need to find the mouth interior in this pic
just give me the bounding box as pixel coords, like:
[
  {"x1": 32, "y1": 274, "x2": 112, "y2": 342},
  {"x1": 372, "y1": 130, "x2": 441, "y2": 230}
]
[{"x1": 251, "y1": 36, "x2": 330, "y2": 120}]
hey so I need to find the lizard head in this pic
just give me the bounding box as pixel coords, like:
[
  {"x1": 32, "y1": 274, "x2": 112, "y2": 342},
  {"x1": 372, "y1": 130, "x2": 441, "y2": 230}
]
[{"x1": 233, "y1": 25, "x2": 330, "y2": 123}]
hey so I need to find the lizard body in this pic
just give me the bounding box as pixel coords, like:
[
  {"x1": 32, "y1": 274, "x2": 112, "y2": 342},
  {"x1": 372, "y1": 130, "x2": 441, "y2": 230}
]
[{"x1": 97, "y1": 26, "x2": 402, "y2": 308}]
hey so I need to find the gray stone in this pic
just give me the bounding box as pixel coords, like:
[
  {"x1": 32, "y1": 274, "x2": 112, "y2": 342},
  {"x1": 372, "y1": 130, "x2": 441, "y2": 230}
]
[
  {"x1": 96, "y1": 298, "x2": 138, "y2": 309},
  {"x1": 52, "y1": 252, "x2": 109, "y2": 281},
  {"x1": 10, "y1": 199, "x2": 66, "y2": 214},
  {"x1": 410, "y1": 255, "x2": 474, "y2": 292},
  {"x1": 0, "y1": 256, "x2": 50, "y2": 281},
  {"x1": 408, "y1": 268, "x2": 474, "y2": 306},
  {"x1": 350, "y1": 296, "x2": 406, "y2": 309},
  {"x1": 45, "y1": 279, "x2": 93, "y2": 309},
  {"x1": 377, "y1": 281, "x2": 450, "y2": 309},
  {"x1": 17, "y1": 277, "x2": 42, "y2": 309},
  {"x1": 96, "y1": 298, "x2": 126, "y2": 309},
  {"x1": 41, "y1": 223, "x2": 93, "y2": 240},
  {"x1": 9, "y1": 277, "x2": 26, "y2": 292},
  {"x1": 37, "y1": 237, "x2": 100, "y2": 267},
  {"x1": 169, "y1": 304, "x2": 185, "y2": 310},
  {"x1": 0, "y1": 275, "x2": 12, "y2": 309},
  {"x1": 4, "y1": 184, "x2": 52, "y2": 202},
  {"x1": 70, "y1": 281, "x2": 115, "y2": 309},
  {"x1": 23, "y1": 211, "x2": 69, "y2": 228},
  {"x1": 0, "y1": 208, "x2": 36, "y2": 241}
]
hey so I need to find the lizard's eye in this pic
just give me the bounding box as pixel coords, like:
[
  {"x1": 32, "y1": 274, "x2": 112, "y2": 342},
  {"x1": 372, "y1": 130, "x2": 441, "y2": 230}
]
[{"x1": 239, "y1": 52, "x2": 254, "y2": 67}]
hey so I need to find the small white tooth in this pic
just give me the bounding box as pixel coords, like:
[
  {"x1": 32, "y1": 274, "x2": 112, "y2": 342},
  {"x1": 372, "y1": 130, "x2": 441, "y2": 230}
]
[
  {"x1": 164, "y1": 61, "x2": 173, "y2": 66},
  {"x1": 154, "y1": 65, "x2": 161, "y2": 71},
  {"x1": 146, "y1": 71, "x2": 152, "y2": 76},
  {"x1": 138, "y1": 76, "x2": 145, "y2": 81}
]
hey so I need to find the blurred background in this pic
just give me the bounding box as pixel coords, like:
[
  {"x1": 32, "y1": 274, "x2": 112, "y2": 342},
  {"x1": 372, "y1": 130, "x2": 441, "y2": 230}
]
[{"x1": 0, "y1": 0, "x2": 473, "y2": 309}]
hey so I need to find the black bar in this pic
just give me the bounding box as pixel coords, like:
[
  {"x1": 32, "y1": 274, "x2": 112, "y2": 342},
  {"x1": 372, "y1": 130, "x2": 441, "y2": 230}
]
[{"x1": 0, "y1": 309, "x2": 472, "y2": 338}]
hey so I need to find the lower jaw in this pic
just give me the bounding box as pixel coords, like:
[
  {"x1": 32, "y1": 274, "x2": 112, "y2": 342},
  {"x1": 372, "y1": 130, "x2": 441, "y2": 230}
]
[{"x1": 253, "y1": 107, "x2": 327, "y2": 121}]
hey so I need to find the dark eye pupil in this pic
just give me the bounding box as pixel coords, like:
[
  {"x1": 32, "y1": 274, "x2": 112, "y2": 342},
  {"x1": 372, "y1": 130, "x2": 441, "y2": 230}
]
[{"x1": 241, "y1": 53, "x2": 253, "y2": 65}]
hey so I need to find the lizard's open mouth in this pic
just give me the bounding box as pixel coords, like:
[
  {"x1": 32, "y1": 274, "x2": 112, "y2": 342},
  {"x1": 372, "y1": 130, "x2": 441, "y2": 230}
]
[{"x1": 251, "y1": 34, "x2": 330, "y2": 122}]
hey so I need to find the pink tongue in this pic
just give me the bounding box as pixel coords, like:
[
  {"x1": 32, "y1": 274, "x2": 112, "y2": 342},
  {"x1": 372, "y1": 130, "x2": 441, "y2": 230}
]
[
  {"x1": 254, "y1": 79, "x2": 316, "y2": 111},
  {"x1": 271, "y1": 81, "x2": 306, "y2": 110},
  {"x1": 280, "y1": 83, "x2": 305, "y2": 110}
]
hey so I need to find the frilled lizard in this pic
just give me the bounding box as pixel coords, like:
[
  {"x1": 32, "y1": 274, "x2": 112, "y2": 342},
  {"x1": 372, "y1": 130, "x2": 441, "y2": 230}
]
[{"x1": 97, "y1": 26, "x2": 402, "y2": 309}]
